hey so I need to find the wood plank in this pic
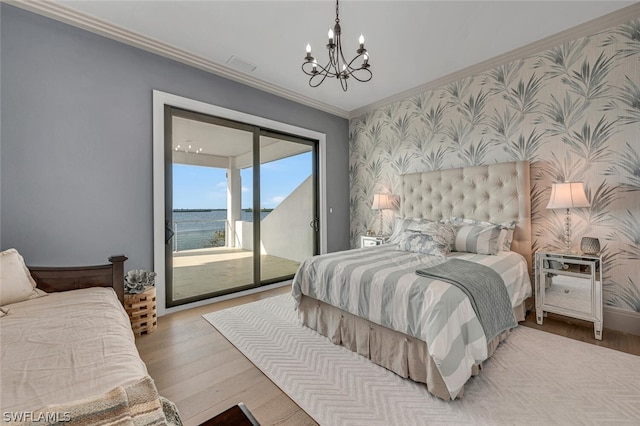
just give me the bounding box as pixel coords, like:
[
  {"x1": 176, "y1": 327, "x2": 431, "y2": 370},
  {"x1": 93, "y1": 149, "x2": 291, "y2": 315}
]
[{"x1": 521, "y1": 311, "x2": 640, "y2": 356}]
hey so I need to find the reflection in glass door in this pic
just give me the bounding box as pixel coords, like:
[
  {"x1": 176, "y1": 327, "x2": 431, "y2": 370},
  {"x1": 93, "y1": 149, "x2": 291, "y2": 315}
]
[
  {"x1": 165, "y1": 107, "x2": 318, "y2": 307},
  {"x1": 166, "y1": 107, "x2": 256, "y2": 306},
  {"x1": 259, "y1": 132, "x2": 316, "y2": 284}
]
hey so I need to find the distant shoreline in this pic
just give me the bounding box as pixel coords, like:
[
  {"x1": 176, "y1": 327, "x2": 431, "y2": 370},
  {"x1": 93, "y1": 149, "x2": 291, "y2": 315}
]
[
  {"x1": 173, "y1": 208, "x2": 274, "y2": 212},
  {"x1": 173, "y1": 208, "x2": 225, "y2": 212}
]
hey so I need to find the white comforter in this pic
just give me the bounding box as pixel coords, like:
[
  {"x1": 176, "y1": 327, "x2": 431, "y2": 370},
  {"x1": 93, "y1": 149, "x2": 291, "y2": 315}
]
[{"x1": 0, "y1": 287, "x2": 148, "y2": 413}]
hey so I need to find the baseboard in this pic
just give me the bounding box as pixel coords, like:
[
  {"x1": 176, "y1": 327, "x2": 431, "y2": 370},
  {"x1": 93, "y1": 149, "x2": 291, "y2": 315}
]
[{"x1": 604, "y1": 306, "x2": 640, "y2": 337}]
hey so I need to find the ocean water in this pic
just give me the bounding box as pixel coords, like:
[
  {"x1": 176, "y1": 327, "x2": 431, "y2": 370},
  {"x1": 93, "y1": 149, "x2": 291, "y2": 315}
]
[{"x1": 172, "y1": 210, "x2": 269, "y2": 251}]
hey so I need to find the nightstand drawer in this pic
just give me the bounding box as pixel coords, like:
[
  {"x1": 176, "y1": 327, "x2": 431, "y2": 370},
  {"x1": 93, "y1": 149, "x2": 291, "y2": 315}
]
[
  {"x1": 360, "y1": 235, "x2": 388, "y2": 247},
  {"x1": 543, "y1": 275, "x2": 593, "y2": 314}
]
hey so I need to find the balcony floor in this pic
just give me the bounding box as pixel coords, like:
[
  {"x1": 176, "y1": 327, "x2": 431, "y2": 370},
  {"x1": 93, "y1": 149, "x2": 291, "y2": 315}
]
[{"x1": 172, "y1": 247, "x2": 300, "y2": 301}]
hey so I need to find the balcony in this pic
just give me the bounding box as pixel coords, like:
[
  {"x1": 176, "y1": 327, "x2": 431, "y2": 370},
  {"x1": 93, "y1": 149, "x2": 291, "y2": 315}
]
[
  {"x1": 172, "y1": 246, "x2": 300, "y2": 300},
  {"x1": 170, "y1": 176, "x2": 312, "y2": 302}
]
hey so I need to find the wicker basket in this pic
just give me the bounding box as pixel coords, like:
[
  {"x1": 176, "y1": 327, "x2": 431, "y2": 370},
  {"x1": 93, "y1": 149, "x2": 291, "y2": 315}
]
[{"x1": 124, "y1": 286, "x2": 157, "y2": 336}]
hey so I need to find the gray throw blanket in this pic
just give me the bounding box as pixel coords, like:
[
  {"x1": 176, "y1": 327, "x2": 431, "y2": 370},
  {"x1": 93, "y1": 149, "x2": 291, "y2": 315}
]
[{"x1": 416, "y1": 259, "x2": 517, "y2": 342}]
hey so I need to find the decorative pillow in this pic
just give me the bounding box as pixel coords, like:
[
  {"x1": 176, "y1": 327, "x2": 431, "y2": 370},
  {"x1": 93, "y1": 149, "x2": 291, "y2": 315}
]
[
  {"x1": 0, "y1": 248, "x2": 43, "y2": 306},
  {"x1": 451, "y1": 224, "x2": 502, "y2": 255},
  {"x1": 406, "y1": 221, "x2": 456, "y2": 246},
  {"x1": 448, "y1": 217, "x2": 516, "y2": 251},
  {"x1": 497, "y1": 221, "x2": 517, "y2": 251},
  {"x1": 388, "y1": 217, "x2": 434, "y2": 245},
  {"x1": 396, "y1": 226, "x2": 453, "y2": 258}
]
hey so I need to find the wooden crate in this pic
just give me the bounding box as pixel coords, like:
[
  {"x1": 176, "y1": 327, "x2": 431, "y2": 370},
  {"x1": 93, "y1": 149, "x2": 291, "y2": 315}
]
[{"x1": 124, "y1": 286, "x2": 157, "y2": 336}]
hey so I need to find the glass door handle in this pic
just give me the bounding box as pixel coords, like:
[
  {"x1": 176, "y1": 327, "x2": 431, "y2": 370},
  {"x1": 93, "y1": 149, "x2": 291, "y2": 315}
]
[{"x1": 165, "y1": 220, "x2": 175, "y2": 244}]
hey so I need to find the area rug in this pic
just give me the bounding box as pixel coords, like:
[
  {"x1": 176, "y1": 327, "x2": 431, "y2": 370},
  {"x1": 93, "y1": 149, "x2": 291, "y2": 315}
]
[{"x1": 203, "y1": 295, "x2": 640, "y2": 425}]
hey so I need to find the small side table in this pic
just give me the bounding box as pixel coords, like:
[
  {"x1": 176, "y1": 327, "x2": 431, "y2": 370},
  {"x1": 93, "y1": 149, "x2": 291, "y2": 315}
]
[
  {"x1": 124, "y1": 286, "x2": 157, "y2": 337},
  {"x1": 360, "y1": 235, "x2": 389, "y2": 247},
  {"x1": 535, "y1": 251, "x2": 603, "y2": 340}
]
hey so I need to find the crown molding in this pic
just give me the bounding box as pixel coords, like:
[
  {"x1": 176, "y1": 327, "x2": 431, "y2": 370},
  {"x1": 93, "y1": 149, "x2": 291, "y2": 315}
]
[
  {"x1": 5, "y1": 0, "x2": 639, "y2": 121},
  {"x1": 348, "y1": 2, "x2": 640, "y2": 119},
  {"x1": 3, "y1": 0, "x2": 350, "y2": 119}
]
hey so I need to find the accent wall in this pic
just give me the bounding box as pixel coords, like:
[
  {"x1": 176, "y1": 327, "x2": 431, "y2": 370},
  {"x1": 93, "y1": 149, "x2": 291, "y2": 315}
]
[{"x1": 349, "y1": 19, "x2": 640, "y2": 314}]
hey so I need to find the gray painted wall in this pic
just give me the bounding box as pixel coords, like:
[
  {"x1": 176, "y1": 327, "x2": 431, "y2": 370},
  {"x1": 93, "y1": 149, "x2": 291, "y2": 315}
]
[{"x1": 0, "y1": 4, "x2": 350, "y2": 270}]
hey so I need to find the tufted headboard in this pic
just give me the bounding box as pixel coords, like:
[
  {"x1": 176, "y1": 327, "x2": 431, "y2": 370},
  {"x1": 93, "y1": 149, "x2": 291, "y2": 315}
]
[{"x1": 400, "y1": 161, "x2": 532, "y2": 271}]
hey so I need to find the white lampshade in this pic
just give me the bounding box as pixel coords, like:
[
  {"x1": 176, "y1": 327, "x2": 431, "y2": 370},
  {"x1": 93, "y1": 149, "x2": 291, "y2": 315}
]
[
  {"x1": 372, "y1": 194, "x2": 394, "y2": 210},
  {"x1": 546, "y1": 182, "x2": 590, "y2": 209}
]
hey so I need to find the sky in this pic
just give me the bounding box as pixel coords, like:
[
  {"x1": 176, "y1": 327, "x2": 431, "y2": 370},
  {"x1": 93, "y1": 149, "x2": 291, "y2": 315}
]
[{"x1": 173, "y1": 152, "x2": 312, "y2": 209}]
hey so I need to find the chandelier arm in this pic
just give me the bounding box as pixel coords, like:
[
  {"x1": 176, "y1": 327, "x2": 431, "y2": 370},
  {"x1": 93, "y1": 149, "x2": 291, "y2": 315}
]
[
  {"x1": 302, "y1": 59, "x2": 339, "y2": 78},
  {"x1": 349, "y1": 68, "x2": 373, "y2": 83},
  {"x1": 344, "y1": 52, "x2": 367, "y2": 73},
  {"x1": 332, "y1": 37, "x2": 343, "y2": 77},
  {"x1": 339, "y1": 75, "x2": 348, "y2": 91},
  {"x1": 337, "y1": 39, "x2": 351, "y2": 77},
  {"x1": 309, "y1": 72, "x2": 331, "y2": 88},
  {"x1": 317, "y1": 60, "x2": 339, "y2": 78}
]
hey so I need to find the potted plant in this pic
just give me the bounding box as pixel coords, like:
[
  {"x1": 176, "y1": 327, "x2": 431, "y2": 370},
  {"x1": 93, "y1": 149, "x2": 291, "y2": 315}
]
[{"x1": 124, "y1": 269, "x2": 156, "y2": 294}]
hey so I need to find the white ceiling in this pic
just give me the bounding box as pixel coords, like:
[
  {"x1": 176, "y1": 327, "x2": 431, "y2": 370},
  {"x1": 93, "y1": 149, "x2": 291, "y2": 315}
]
[
  {"x1": 172, "y1": 116, "x2": 312, "y2": 169},
  {"x1": 28, "y1": 1, "x2": 638, "y2": 116}
]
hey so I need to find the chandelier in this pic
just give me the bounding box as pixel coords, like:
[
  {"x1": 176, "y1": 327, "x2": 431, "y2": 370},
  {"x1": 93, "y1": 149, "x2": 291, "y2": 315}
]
[{"x1": 301, "y1": 0, "x2": 372, "y2": 91}]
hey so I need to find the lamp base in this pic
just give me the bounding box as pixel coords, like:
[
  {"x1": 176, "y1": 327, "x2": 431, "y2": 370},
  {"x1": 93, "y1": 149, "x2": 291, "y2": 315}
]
[{"x1": 562, "y1": 208, "x2": 573, "y2": 255}]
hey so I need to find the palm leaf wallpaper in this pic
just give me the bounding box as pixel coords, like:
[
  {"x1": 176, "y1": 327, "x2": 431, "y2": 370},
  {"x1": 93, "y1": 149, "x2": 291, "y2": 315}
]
[{"x1": 349, "y1": 19, "x2": 640, "y2": 313}]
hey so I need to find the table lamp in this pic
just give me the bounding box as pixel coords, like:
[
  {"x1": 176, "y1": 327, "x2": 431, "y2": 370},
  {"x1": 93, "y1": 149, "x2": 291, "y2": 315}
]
[
  {"x1": 372, "y1": 194, "x2": 394, "y2": 236},
  {"x1": 546, "y1": 182, "x2": 590, "y2": 254}
]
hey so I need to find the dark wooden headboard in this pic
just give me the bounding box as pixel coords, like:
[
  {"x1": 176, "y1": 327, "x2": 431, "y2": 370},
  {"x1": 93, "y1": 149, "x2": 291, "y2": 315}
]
[{"x1": 28, "y1": 255, "x2": 127, "y2": 304}]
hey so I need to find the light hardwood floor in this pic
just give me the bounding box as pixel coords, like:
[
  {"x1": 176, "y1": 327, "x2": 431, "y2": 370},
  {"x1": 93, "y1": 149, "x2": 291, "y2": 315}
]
[
  {"x1": 135, "y1": 286, "x2": 316, "y2": 426},
  {"x1": 135, "y1": 287, "x2": 640, "y2": 425}
]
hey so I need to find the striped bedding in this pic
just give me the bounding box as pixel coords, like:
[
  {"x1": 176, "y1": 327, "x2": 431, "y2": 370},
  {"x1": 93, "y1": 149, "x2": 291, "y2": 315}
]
[{"x1": 291, "y1": 245, "x2": 531, "y2": 399}]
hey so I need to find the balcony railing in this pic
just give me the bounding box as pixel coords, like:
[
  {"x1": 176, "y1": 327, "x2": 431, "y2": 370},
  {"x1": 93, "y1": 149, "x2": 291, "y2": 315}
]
[{"x1": 173, "y1": 219, "x2": 229, "y2": 252}]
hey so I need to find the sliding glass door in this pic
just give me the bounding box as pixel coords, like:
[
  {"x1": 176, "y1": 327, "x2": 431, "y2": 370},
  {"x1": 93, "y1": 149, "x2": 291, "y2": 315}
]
[
  {"x1": 259, "y1": 131, "x2": 316, "y2": 284},
  {"x1": 164, "y1": 107, "x2": 317, "y2": 306}
]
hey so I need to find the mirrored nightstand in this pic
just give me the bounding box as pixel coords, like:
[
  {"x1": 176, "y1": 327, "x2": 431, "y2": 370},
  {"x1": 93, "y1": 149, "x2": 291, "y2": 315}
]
[{"x1": 535, "y1": 251, "x2": 603, "y2": 340}]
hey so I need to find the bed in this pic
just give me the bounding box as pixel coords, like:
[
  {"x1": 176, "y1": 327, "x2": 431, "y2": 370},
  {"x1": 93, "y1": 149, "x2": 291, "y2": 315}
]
[
  {"x1": 292, "y1": 161, "x2": 532, "y2": 400},
  {"x1": 0, "y1": 250, "x2": 180, "y2": 424}
]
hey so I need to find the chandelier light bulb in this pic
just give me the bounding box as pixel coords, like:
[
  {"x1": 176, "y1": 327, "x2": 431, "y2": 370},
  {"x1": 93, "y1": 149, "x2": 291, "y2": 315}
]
[
  {"x1": 359, "y1": 34, "x2": 365, "y2": 46},
  {"x1": 328, "y1": 28, "x2": 334, "y2": 43},
  {"x1": 306, "y1": 43, "x2": 311, "y2": 54}
]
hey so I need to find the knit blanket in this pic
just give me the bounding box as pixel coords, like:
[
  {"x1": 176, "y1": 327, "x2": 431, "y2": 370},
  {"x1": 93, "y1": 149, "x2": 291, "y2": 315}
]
[
  {"x1": 14, "y1": 376, "x2": 182, "y2": 426},
  {"x1": 416, "y1": 258, "x2": 517, "y2": 342}
]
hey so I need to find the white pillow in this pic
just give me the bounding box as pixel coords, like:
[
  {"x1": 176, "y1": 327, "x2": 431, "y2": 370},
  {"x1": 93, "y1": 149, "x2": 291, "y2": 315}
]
[
  {"x1": 447, "y1": 217, "x2": 516, "y2": 251},
  {"x1": 452, "y1": 224, "x2": 502, "y2": 255},
  {"x1": 0, "y1": 248, "x2": 43, "y2": 306}
]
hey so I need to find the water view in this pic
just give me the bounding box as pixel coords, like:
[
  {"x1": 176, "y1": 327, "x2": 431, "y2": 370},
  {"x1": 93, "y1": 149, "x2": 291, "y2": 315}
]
[{"x1": 172, "y1": 209, "x2": 270, "y2": 251}]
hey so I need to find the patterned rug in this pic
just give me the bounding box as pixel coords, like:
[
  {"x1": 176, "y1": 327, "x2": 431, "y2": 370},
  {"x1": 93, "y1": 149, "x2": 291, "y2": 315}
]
[{"x1": 203, "y1": 294, "x2": 640, "y2": 425}]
